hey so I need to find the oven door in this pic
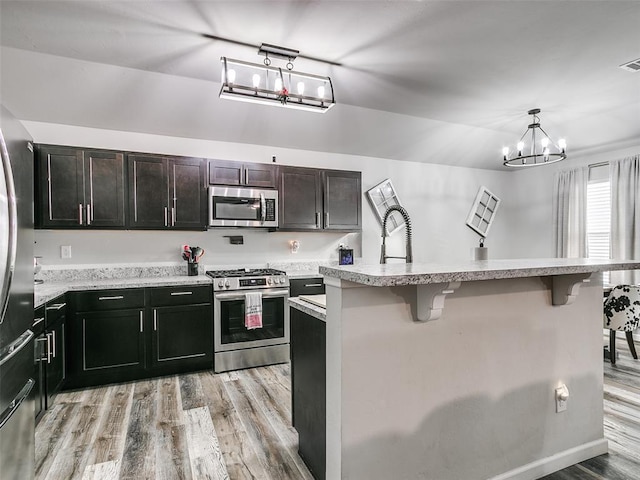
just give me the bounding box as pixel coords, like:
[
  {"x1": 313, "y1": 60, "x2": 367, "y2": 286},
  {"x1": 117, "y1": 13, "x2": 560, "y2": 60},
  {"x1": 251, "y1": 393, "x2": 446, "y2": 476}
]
[
  {"x1": 214, "y1": 288, "x2": 289, "y2": 352},
  {"x1": 209, "y1": 186, "x2": 278, "y2": 228}
]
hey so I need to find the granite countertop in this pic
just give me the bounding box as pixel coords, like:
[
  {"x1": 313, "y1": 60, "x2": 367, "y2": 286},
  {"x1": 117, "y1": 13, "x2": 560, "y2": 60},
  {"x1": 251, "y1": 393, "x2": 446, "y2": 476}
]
[
  {"x1": 34, "y1": 263, "x2": 214, "y2": 307},
  {"x1": 289, "y1": 297, "x2": 326, "y2": 322},
  {"x1": 319, "y1": 258, "x2": 640, "y2": 287}
]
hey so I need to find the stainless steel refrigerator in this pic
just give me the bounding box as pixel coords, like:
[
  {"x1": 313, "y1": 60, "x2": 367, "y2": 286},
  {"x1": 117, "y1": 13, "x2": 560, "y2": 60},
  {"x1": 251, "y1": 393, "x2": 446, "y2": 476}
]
[{"x1": 0, "y1": 105, "x2": 35, "y2": 479}]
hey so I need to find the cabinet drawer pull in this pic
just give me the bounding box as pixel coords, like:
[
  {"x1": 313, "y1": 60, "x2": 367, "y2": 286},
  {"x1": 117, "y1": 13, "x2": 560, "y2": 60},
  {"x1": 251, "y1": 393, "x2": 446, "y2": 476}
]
[
  {"x1": 140, "y1": 311, "x2": 143, "y2": 333},
  {"x1": 98, "y1": 296, "x2": 124, "y2": 301},
  {"x1": 304, "y1": 283, "x2": 323, "y2": 288},
  {"x1": 32, "y1": 317, "x2": 45, "y2": 327},
  {"x1": 164, "y1": 207, "x2": 168, "y2": 227},
  {"x1": 170, "y1": 291, "x2": 193, "y2": 296},
  {"x1": 153, "y1": 309, "x2": 157, "y2": 331},
  {"x1": 46, "y1": 302, "x2": 66, "y2": 310}
]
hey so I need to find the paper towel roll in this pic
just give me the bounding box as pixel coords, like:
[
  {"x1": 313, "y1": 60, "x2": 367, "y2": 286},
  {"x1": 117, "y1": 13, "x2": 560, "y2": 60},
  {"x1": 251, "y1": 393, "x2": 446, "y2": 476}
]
[{"x1": 473, "y1": 247, "x2": 488, "y2": 260}]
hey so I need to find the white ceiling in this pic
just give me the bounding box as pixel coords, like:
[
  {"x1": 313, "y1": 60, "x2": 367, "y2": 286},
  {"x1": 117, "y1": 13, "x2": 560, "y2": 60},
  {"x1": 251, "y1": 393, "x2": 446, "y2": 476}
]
[{"x1": 1, "y1": 1, "x2": 639, "y2": 170}]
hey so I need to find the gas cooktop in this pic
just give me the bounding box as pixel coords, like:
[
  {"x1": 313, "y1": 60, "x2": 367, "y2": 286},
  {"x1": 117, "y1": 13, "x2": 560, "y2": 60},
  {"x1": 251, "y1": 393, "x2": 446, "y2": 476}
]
[
  {"x1": 206, "y1": 268, "x2": 289, "y2": 291},
  {"x1": 205, "y1": 268, "x2": 286, "y2": 279}
]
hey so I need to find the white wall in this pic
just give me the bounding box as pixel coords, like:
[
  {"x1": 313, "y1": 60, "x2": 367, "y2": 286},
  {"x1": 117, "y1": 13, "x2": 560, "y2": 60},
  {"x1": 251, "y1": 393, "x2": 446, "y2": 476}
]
[
  {"x1": 26, "y1": 121, "x2": 516, "y2": 267},
  {"x1": 504, "y1": 144, "x2": 640, "y2": 259}
]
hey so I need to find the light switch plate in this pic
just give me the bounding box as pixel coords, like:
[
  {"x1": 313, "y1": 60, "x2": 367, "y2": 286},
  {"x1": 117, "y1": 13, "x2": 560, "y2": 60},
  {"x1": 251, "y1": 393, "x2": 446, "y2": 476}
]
[{"x1": 61, "y1": 245, "x2": 72, "y2": 259}]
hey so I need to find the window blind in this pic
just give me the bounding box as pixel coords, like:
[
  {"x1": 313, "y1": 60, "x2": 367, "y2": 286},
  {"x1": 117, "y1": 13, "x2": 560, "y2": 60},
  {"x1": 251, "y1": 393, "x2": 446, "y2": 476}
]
[{"x1": 586, "y1": 179, "x2": 610, "y2": 284}]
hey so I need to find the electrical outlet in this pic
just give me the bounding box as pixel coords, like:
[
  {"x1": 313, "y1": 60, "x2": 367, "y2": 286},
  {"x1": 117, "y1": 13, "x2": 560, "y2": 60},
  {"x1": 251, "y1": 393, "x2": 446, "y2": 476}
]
[
  {"x1": 61, "y1": 245, "x2": 72, "y2": 259},
  {"x1": 555, "y1": 385, "x2": 569, "y2": 413}
]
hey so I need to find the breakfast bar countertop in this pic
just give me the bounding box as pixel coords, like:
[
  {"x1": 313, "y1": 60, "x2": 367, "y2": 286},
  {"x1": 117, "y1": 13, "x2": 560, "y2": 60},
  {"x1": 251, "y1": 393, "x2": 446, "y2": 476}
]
[{"x1": 319, "y1": 258, "x2": 640, "y2": 287}]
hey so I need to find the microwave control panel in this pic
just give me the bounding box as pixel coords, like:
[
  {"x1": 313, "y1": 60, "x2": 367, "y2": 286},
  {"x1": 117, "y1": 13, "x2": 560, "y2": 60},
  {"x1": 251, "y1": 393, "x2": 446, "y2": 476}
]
[{"x1": 265, "y1": 199, "x2": 276, "y2": 221}]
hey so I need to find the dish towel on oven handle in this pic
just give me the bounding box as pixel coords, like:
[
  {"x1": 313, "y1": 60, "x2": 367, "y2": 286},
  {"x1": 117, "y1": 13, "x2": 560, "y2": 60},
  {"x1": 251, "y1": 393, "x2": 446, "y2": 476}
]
[{"x1": 245, "y1": 292, "x2": 263, "y2": 329}]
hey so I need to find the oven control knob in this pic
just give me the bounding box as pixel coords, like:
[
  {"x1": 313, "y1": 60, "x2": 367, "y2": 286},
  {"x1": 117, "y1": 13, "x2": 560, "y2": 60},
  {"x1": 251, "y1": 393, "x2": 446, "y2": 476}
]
[
  {"x1": 217, "y1": 280, "x2": 224, "y2": 288},
  {"x1": 267, "y1": 278, "x2": 273, "y2": 285},
  {"x1": 224, "y1": 280, "x2": 230, "y2": 288}
]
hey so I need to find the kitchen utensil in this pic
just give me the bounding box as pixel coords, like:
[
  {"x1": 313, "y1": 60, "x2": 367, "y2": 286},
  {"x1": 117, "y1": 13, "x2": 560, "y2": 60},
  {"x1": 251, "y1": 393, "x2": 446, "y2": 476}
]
[{"x1": 192, "y1": 247, "x2": 204, "y2": 261}]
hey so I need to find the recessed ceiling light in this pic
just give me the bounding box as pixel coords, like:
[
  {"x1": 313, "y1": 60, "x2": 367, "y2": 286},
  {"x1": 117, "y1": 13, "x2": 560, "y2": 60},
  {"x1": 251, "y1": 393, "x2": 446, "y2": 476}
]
[{"x1": 620, "y1": 58, "x2": 640, "y2": 72}]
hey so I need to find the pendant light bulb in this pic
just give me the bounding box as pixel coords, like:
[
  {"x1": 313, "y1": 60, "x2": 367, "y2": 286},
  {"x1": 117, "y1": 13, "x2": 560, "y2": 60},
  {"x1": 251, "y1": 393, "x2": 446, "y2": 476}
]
[
  {"x1": 517, "y1": 141, "x2": 524, "y2": 155},
  {"x1": 252, "y1": 74, "x2": 261, "y2": 88},
  {"x1": 317, "y1": 85, "x2": 325, "y2": 99},
  {"x1": 558, "y1": 138, "x2": 567, "y2": 151},
  {"x1": 274, "y1": 77, "x2": 283, "y2": 92},
  {"x1": 227, "y1": 69, "x2": 236, "y2": 84},
  {"x1": 297, "y1": 81, "x2": 305, "y2": 95}
]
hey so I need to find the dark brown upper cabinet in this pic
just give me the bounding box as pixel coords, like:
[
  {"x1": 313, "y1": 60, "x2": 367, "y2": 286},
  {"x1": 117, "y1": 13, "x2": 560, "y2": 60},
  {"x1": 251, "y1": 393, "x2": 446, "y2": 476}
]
[
  {"x1": 35, "y1": 145, "x2": 125, "y2": 228},
  {"x1": 128, "y1": 154, "x2": 207, "y2": 230},
  {"x1": 279, "y1": 166, "x2": 362, "y2": 232},
  {"x1": 208, "y1": 159, "x2": 277, "y2": 188}
]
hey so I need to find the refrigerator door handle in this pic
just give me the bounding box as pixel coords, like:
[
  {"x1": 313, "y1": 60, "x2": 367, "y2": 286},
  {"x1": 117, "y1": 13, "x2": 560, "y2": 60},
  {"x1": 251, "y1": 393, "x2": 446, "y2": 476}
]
[
  {"x1": 0, "y1": 128, "x2": 18, "y2": 324},
  {"x1": 0, "y1": 378, "x2": 35, "y2": 430},
  {"x1": 0, "y1": 330, "x2": 34, "y2": 367}
]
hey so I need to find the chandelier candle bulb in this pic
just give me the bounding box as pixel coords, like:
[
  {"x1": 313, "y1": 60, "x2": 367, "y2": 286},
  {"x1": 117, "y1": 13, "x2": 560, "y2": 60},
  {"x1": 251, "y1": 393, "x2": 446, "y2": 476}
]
[
  {"x1": 297, "y1": 81, "x2": 305, "y2": 95},
  {"x1": 252, "y1": 74, "x2": 260, "y2": 88}
]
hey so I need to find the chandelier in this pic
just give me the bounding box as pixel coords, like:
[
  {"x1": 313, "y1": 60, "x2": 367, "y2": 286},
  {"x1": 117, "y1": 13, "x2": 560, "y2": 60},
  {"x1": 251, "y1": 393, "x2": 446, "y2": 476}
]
[
  {"x1": 219, "y1": 43, "x2": 335, "y2": 113},
  {"x1": 502, "y1": 108, "x2": 566, "y2": 167}
]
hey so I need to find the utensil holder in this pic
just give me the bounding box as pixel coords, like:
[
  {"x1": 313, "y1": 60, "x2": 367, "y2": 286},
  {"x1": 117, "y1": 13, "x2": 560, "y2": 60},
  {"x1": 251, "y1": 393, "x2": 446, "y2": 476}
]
[{"x1": 188, "y1": 262, "x2": 199, "y2": 276}]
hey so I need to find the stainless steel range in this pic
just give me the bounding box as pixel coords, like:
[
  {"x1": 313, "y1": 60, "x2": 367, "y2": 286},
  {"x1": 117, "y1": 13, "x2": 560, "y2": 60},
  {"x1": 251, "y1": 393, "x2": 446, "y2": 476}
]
[{"x1": 206, "y1": 268, "x2": 289, "y2": 373}]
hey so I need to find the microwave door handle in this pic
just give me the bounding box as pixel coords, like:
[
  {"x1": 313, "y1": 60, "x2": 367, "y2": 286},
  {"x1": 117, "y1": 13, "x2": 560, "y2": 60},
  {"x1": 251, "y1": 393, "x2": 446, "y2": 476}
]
[{"x1": 260, "y1": 193, "x2": 266, "y2": 224}]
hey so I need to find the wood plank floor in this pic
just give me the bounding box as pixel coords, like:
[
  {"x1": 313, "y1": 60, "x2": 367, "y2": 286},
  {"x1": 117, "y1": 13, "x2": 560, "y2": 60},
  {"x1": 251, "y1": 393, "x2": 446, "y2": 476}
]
[
  {"x1": 36, "y1": 364, "x2": 313, "y2": 480},
  {"x1": 37, "y1": 337, "x2": 640, "y2": 480}
]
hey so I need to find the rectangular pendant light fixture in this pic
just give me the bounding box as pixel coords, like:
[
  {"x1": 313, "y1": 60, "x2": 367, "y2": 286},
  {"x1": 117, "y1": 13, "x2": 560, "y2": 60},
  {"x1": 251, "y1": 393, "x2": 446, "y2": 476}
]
[{"x1": 219, "y1": 45, "x2": 335, "y2": 113}]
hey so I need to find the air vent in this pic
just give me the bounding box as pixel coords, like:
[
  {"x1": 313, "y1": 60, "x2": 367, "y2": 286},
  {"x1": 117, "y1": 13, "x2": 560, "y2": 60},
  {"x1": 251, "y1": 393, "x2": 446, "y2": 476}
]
[{"x1": 620, "y1": 58, "x2": 640, "y2": 72}]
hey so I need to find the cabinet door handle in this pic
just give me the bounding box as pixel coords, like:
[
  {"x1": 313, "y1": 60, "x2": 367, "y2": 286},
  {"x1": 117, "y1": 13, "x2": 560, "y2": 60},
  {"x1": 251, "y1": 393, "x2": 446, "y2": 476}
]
[
  {"x1": 46, "y1": 333, "x2": 52, "y2": 364},
  {"x1": 32, "y1": 317, "x2": 45, "y2": 327},
  {"x1": 171, "y1": 207, "x2": 176, "y2": 227},
  {"x1": 325, "y1": 212, "x2": 329, "y2": 228},
  {"x1": 51, "y1": 329, "x2": 56, "y2": 358},
  {"x1": 170, "y1": 291, "x2": 193, "y2": 296},
  {"x1": 244, "y1": 169, "x2": 248, "y2": 185},
  {"x1": 164, "y1": 207, "x2": 168, "y2": 227},
  {"x1": 47, "y1": 302, "x2": 66, "y2": 310},
  {"x1": 315, "y1": 212, "x2": 320, "y2": 228},
  {"x1": 86, "y1": 204, "x2": 91, "y2": 226},
  {"x1": 78, "y1": 204, "x2": 83, "y2": 225},
  {"x1": 139, "y1": 311, "x2": 143, "y2": 333},
  {"x1": 98, "y1": 296, "x2": 124, "y2": 301},
  {"x1": 304, "y1": 283, "x2": 323, "y2": 288},
  {"x1": 153, "y1": 309, "x2": 157, "y2": 331}
]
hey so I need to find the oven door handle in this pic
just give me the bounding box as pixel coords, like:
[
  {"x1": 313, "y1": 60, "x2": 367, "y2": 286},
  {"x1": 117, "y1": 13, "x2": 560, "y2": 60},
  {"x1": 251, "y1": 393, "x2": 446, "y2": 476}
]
[{"x1": 215, "y1": 289, "x2": 289, "y2": 301}]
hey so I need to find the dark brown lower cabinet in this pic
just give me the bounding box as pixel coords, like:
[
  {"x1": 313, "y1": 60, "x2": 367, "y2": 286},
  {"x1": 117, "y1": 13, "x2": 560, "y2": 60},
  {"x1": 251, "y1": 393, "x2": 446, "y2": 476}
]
[
  {"x1": 44, "y1": 298, "x2": 67, "y2": 409},
  {"x1": 65, "y1": 286, "x2": 213, "y2": 389},
  {"x1": 82, "y1": 310, "x2": 146, "y2": 370},
  {"x1": 150, "y1": 303, "x2": 213, "y2": 374},
  {"x1": 291, "y1": 307, "x2": 326, "y2": 480}
]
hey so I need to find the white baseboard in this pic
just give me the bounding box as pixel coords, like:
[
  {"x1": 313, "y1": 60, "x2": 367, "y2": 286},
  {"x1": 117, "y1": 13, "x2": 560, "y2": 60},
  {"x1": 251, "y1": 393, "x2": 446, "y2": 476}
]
[{"x1": 489, "y1": 439, "x2": 608, "y2": 480}]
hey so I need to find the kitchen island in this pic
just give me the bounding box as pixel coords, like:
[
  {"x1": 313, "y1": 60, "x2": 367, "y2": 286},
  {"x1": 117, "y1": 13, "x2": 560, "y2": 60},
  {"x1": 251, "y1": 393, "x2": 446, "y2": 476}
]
[{"x1": 315, "y1": 258, "x2": 640, "y2": 480}]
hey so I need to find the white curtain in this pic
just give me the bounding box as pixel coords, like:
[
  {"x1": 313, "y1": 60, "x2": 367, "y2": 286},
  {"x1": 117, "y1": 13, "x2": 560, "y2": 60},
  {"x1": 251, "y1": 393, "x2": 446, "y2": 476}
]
[
  {"x1": 610, "y1": 155, "x2": 640, "y2": 285},
  {"x1": 553, "y1": 167, "x2": 588, "y2": 258}
]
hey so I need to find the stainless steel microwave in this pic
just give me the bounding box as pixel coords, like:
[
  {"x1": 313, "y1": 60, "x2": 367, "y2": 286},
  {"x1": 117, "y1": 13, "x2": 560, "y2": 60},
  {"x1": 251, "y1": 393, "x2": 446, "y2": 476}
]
[{"x1": 208, "y1": 186, "x2": 278, "y2": 228}]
